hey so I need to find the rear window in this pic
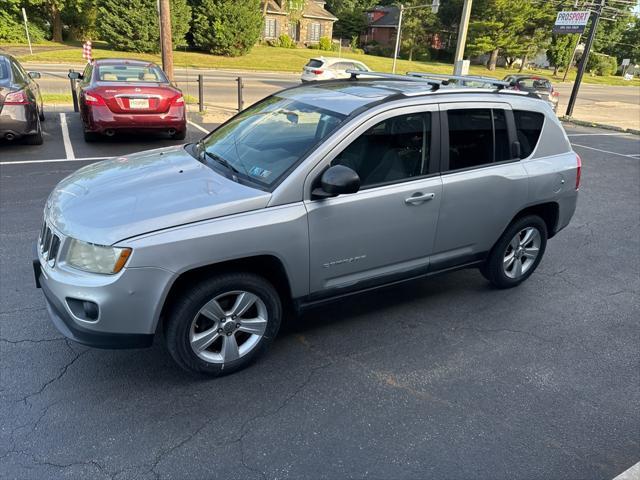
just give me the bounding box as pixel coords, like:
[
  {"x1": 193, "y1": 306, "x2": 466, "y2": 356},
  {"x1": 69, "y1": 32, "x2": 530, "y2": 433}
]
[
  {"x1": 514, "y1": 110, "x2": 545, "y2": 158},
  {"x1": 516, "y1": 78, "x2": 551, "y2": 91},
  {"x1": 96, "y1": 64, "x2": 167, "y2": 83},
  {"x1": 305, "y1": 60, "x2": 324, "y2": 68}
]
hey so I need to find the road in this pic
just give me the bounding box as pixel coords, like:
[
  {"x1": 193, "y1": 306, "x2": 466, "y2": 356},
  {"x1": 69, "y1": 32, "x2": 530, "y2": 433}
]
[
  {"x1": 22, "y1": 63, "x2": 640, "y2": 129},
  {"x1": 1, "y1": 111, "x2": 639, "y2": 479}
]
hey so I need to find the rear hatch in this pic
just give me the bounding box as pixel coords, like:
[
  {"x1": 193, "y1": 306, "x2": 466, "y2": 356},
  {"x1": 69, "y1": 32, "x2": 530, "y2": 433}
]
[
  {"x1": 303, "y1": 58, "x2": 326, "y2": 77},
  {"x1": 93, "y1": 82, "x2": 180, "y2": 114}
]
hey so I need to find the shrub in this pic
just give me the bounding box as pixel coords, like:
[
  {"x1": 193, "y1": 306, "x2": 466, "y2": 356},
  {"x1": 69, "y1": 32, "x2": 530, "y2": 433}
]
[
  {"x1": 191, "y1": 0, "x2": 262, "y2": 57},
  {"x1": 318, "y1": 36, "x2": 332, "y2": 51},
  {"x1": 276, "y1": 33, "x2": 296, "y2": 48},
  {"x1": 585, "y1": 52, "x2": 617, "y2": 76}
]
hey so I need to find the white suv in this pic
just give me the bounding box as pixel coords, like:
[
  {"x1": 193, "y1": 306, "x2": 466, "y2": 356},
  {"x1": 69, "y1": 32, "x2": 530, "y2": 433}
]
[{"x1": 301, "y1": 56, "x2": 370, "y2": 82}]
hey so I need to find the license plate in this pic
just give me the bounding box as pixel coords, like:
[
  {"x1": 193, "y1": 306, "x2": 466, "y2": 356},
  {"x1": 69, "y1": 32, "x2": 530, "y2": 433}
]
[{"x1": 129, "y1": 98, "x2": 149, "y2": 109}]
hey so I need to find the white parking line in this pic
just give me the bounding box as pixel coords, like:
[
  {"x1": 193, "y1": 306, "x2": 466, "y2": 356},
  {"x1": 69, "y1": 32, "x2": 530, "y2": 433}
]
[
  {"x1": 59, "y1": 113, "x2": 75, "y2": 160},
  {"x1": 612, "y1": 461, "x2": 640, "y2": 480},
  {"x1": 572, "y1": 143, "x2": 639, "y2": 159},
  {"x1": 0, "y1": 157, "x2": 108, "y2": 166},
  {"x1": 567, "y1": 133, "x2": 634, "y2": 137},
  {"x1": 187, "y1": 120, "x2": 209, "y2": 134}
]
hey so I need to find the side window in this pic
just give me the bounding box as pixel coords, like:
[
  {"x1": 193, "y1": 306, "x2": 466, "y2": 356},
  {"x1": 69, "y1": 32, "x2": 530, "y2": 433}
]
[
  {"x1": 446, "y1": 108, "x2": 513, "y2": 171},
  {"x1": 333, "y1": 113, "x2": 431, "y2": 188},
  {"x1": 513, "y1": 110, "x2": 544, "y2": 158},
  {"x1": 10, "y1": 61, "x2": 27, "y2": 83},
  {"x1": 447, "y1": 109, "x2": 493, "y2": 170},
  {"x1": 82, "y1": 64, "x2": 93, "y2": 84}
]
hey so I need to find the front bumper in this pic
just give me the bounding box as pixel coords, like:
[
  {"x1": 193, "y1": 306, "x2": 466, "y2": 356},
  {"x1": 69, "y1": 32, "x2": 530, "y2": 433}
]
[
  {"x1": 34, "y1": 243, "x2": 174, "y2": 349},
  {"x1": 84, "y1": 104, "x2": 186, "y2": 133}
]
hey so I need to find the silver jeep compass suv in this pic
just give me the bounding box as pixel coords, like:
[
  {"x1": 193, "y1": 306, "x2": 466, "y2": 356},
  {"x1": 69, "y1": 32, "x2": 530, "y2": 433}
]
[{"x1": 34, "y1": 72, "x2": 580, "y2": 376}]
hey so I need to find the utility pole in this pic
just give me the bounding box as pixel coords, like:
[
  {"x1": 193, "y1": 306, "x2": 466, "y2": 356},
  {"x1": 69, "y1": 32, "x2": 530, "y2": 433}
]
[
  {"x1": 453, "y1": 0, "x2": 472, "y2": 75},
  {"x1": 159, "y1": 0, "x2": 174, "y2": 81},
  {"x1": 566, "y1": 0, "x2": 603, "y2": 117},
  {"x1": 392, "y1": 4, "x2": 404, "y2": 74}
]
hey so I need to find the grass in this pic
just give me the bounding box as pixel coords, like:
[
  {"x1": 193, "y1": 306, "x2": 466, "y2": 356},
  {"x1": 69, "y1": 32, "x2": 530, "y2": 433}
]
[{"x1": 13, "y1": 42, "x2": 640, "y2": 87}]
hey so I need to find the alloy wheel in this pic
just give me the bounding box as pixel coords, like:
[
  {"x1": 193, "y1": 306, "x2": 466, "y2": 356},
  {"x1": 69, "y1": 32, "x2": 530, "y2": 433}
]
[
  {"x1": 189, "y1": 290, "x2": 268, "y2": 364},
  {"x1": 503, "y1": 226, "x2": 541, "y2": 279}
]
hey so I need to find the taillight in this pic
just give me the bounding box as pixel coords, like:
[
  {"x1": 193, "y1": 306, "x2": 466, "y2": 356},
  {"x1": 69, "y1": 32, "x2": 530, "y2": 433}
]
[
  {"x1": 4, "y1": 90, "x2": 29, "y2": 105},
  {"x1": 171, "y1": 94, "x2": 184, "y2": 106},
  {"x1": 312, "y1": 69, "x2": 323, "y2": 75},
  {"x1": 575, "y1": 153, "x2": 582, "y2": 190},
  {"x1": 84, "y1": 92, "x2": 106, "y2": 106}
]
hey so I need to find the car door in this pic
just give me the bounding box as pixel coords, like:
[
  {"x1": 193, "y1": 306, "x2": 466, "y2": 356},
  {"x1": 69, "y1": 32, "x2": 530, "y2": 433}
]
[
  {"x1": 431, "y1": 102, "x2": 528, "y2": 269},
  {"x1": 304, "y1": 106, "x2": 443, "y2": 295},
  {"x1": 77, "y1": 63, "x2": 93, "y2": 125}
]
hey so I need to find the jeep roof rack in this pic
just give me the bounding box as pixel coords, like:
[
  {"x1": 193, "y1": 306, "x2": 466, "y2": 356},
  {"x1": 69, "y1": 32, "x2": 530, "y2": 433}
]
[
  {"x1": 346, "y1": 70, "x2": 443, "y2": 91},
  {"x1": 406, "y1": 72, "x2": 515, "y2": 90}
]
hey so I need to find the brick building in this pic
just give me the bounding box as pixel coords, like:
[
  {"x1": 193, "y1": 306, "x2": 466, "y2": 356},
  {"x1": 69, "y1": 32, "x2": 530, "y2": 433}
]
[{"x1": 261, "y1": 0, "x2": 338, "y2": 46}]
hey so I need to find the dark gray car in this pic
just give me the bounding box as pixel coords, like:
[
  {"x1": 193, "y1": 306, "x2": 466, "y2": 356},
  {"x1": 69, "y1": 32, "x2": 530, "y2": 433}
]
[{"x1": 0, "y1": 53, "x2": 44, "y2": 145}]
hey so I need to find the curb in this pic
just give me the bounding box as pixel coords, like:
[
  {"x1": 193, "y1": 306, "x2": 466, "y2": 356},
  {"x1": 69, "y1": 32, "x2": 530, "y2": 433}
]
[{"x1": 560, "y1": 116, "x2": 640, "y2": 136}]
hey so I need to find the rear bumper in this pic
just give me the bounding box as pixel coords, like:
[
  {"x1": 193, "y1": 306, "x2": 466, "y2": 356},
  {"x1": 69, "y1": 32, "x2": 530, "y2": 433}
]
[
  {"x1": 84, "y1": 105, "x2": 186, "y2": 133},
  {"x1": 0, "y1": 104, "x2": 39, "y2": 139}
]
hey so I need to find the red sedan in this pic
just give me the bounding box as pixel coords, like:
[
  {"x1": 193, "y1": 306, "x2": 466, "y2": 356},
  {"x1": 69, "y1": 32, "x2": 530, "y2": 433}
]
[{"x1": 70, "y1": 59, "x2": 186, "y2": 142}]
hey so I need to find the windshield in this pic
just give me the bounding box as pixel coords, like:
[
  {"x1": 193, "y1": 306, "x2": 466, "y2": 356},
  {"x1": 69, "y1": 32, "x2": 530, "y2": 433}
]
[
  {"x1": 516, "y1": 78, "x2": 551, "y2": 91},
  {"x1": 200, "y1": 96, "x2": 346, "y2": 188},
  {"x1": 96, "y1": 64, "x2": 168, "y2": 83}
]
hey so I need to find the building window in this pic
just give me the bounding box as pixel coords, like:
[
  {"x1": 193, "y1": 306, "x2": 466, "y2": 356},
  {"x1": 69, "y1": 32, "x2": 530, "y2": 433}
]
[
  {"x1": 308, "y1": 22, "x2": 321, "y2": 41},
  {"x1": 264, "y1": 18, "x2": 277, "y2": 39}
]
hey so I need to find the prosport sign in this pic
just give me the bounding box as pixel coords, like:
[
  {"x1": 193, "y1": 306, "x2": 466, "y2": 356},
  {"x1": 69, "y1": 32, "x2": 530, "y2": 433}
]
[{"x1": 553, "y1": 11, "x2": 590, "y2": 34}]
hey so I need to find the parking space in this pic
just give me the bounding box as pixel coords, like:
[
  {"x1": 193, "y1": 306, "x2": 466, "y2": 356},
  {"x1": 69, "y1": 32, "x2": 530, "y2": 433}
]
[
  {"x1": 0, "y1": 107, "x2": 217, "y2": 164},
  {"x1": 0, "y1": 123, "x2": 639, "y2": 479}
]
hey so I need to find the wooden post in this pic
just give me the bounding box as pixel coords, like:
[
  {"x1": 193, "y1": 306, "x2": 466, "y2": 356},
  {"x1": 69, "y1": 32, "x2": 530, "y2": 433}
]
[{"x1": 159, "y1": 0, "x2": 174, "y2": 81}]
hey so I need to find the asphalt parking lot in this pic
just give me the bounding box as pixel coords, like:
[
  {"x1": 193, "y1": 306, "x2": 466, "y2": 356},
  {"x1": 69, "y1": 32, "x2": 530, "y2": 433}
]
[{"x1": 1, "y1": 110, "x2": 639, "y2": 479}]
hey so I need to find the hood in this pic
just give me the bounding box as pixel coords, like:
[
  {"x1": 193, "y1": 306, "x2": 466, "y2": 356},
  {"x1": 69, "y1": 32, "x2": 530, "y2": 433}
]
[{"x1": 46, "y1": 145, "x2": 271, "y2": 245}]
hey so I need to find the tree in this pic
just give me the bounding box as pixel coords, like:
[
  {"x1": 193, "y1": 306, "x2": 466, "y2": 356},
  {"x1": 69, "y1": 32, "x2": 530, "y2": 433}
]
[
  {"x1": 97, "y1": 0, "x2": 191, "y2": 53},
  {"x1": 62, "y1": 0, "x2": 97, "y2": 41},
  {"x1": 617, "y1": 17, "x2": 640, "y2": 64},
  {"x1": 0, "y1": 1, "x2": 48, "y2": 42},
  {"x1": 191, "y1": 0, "x2": 262, "y2": 57},
  {"x1": 333, "y1": 9, "x2": 367, "y2": 41},
  {"x1": 547, "y1": 34, "x2": 575, "y2": 76},
  {"x1": 466, "y1": 0, "x2": 527, "y2": 70}
]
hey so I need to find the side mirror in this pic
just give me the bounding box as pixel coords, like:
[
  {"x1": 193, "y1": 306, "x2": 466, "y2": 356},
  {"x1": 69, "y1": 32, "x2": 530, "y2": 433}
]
[
  {"x1": 68, "y1": 71, "x2": 81, "y2": 80},
  {"x1": 28, "y1": 71, "x2": 41, "y2": 79},
  {"x1": 312, "y1": 165, "x2": 360, "y2": 199},
  {"x1": 511, "y1": 141, "x2": 522, "y2": 159}
]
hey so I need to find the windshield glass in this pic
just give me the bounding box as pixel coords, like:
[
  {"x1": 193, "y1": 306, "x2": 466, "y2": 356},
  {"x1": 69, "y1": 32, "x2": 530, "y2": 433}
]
[
  {"x1": 200, "y1": 96, "x2": 346, "y2": 188},
  {"x1": 517, "y1": 78, "x2": 551, "y2": 91},
  {"x1": 96, "y1": 64, "x2": 168, "y2": 83}
]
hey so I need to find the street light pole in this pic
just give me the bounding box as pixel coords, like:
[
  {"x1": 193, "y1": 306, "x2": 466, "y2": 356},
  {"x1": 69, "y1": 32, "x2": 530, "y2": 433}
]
[
  {"x1": 453, "y1": 0, "x2": 473, "y2": 75},
  {"x1": 159, "y1": 0, "x2": 174, "y2": 81},
  {"x1": 566, "y1": 0, "x2": 603, "y2": 117},
  {"x1": 392, "y1": 4, "x2": 404, "y2": 74}
]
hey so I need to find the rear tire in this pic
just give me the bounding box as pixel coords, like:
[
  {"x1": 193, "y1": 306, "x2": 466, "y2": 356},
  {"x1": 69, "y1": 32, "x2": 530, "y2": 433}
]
[
  {"x1": 171, "y1": 129, "x2": 186, "y2": 140},
  {"x1": 165, "y1": 272, "x2": 282, "y2": 376},
  {"x1": 481, "y1": 215, "x2": 547, "y2": 289},
  {"x1": 23, "y1": 118, "x2": 43, "y2": 145}
]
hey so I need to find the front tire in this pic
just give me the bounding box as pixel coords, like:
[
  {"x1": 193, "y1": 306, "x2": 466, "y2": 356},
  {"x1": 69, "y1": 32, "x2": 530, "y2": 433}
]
[
  {"x1": 481, "y1": 215, "x2": 547, "y2": 289},
  {"x1": 165, "y1": 273, "x2": 282, "y2": 376}
]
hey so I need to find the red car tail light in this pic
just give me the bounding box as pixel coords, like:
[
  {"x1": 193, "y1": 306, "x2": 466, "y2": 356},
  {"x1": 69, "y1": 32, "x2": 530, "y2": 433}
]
[
  {"x1": 171, "y1": 94, "x2": 184, "y2": 106},
  {"x1": 312, "y1": 69, "x2": 323, "y2": 75},
  {"x1": 575, "y1": 153, "x2": 582, "y2": 190},
  {"x1": 85, "y1": 92, "x2": 106, "y2": 106},
  {"x1": 4, "y1": 90, "x2": 29, "y2": 105}
]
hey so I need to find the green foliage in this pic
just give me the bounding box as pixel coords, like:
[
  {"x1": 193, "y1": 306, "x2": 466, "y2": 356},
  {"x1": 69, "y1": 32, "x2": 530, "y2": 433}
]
[
  {"x1": 0, "y1": 1, "x2": 47, "y2": 42},
  {"x1": 333, "y1": 9, "x2": 367, "y2": 40},
  {"x1": 318, "y1": 36, "x2": 333, "y2": 51},
  {"x1": 617, "y1": 17, "x2": 640, "y2": 64},
  {"x1": 400, "y1": 0, "x2": 438, "y2": 61},
  {"x1": 546, "y1": 34, "x2": 574, "y2": 71},
  {"x1": 62, "y1": 0, "x2": 97, "y2": 41},
  {"x1": 191, "y1": 0, "x2": 262, "y2": 56},
  {"x1": 97, "y1": 0, "x2": 191, "y2": 53},
  {"x1": 586, "y1": 52, "x2": 617, "y2": 76},
  {"x1": 275, "y1": 33, "x2": 296, "y2": 48}
]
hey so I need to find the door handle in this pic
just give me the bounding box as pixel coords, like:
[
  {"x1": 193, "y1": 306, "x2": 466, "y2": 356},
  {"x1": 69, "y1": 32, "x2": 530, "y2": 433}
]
[{"x1": 404, "y1": 192, "x2": 435, "y2": 205}]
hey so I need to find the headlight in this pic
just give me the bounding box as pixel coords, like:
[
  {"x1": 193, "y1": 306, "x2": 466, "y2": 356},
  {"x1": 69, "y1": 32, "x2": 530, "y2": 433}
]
[{"x1": 66, "y1": 239, "x2": 132, "y2": 274}]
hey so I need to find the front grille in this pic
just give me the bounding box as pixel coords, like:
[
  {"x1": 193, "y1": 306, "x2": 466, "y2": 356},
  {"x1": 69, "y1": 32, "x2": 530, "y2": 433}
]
[{"x1": 39, "y1": 221, "x2": 61, "y2": 265}]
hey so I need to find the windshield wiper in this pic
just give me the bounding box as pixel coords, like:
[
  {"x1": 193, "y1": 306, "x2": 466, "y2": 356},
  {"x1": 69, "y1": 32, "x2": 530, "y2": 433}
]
[{"x1": 202, "y1": 150, "x2": 241, "y2": 178}]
